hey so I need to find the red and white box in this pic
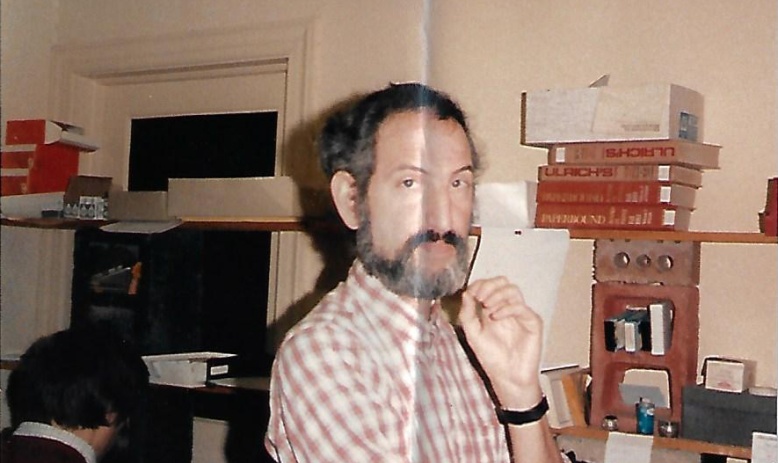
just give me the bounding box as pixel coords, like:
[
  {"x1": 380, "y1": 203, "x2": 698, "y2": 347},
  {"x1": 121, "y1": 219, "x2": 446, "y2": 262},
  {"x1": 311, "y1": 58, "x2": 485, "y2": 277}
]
[
  {"x1": 5, "y1": 119, "x2": 99, "y2": 151},
  {"x1": 1, "y1": 144, "x2": 80, "y2": 196}
]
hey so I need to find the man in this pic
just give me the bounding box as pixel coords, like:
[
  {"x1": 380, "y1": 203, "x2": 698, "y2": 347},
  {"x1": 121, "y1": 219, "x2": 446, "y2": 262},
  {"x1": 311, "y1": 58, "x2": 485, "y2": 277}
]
[
  {"x1": 266, "y1": 83, "x2": 565, "y2": 462},
  {"x1": 1, "y1": 325, "x2": 149, "y2": 463}
]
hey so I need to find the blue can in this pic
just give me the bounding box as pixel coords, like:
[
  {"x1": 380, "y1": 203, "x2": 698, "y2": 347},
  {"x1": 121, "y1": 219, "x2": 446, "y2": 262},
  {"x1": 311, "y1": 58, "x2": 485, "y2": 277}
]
[{"x1": 636, "y1": 398, "x2": 655, "y2": 435}]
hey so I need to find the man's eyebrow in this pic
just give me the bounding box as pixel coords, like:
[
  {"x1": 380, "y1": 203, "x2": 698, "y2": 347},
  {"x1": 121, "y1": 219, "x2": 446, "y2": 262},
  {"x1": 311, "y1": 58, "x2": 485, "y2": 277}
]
[{"x1": 394, "y1": 164, "x2": 474, "y2": 174}]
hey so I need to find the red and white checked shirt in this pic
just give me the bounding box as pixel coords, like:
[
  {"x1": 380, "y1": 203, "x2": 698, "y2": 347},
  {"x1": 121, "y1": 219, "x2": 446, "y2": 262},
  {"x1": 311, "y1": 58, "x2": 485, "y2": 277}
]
[{"x1": 265, "y1": 261, "x2": 511, "y2": 463}]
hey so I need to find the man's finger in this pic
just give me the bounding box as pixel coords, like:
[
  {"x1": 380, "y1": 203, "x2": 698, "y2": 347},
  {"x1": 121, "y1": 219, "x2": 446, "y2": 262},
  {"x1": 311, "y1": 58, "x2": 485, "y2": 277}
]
[{"x1": 458, "y1": 290, "x2": 480, "y2": 329}]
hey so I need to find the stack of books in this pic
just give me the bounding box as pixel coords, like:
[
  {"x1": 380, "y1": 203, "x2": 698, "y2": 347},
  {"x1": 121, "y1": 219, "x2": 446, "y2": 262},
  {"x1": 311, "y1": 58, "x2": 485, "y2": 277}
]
[
  {"x1": 532, "y1": 139, "x2": 720, "y2": 231},
  {"x1": 603, "y1": 300, "x2": 674, "y2": 355}
]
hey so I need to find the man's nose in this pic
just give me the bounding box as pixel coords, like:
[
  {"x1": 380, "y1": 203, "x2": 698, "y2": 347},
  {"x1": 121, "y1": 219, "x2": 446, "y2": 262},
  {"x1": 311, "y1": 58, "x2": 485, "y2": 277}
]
[{"x1": 422, "y1": 185, "x2": 452, "y2": 232}]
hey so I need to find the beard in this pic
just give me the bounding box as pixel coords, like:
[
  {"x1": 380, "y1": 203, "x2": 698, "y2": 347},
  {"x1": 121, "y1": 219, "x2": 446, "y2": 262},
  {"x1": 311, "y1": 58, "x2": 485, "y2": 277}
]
[{"x1": 356, "y1": 207, "x2": 469, "y2": 300}]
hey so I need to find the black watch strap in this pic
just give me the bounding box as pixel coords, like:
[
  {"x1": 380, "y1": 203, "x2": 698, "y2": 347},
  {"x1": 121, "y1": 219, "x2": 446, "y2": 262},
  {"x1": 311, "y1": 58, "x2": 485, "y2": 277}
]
[{"x1": 495, "y1": 396, "x2": 549, "y2": 426}]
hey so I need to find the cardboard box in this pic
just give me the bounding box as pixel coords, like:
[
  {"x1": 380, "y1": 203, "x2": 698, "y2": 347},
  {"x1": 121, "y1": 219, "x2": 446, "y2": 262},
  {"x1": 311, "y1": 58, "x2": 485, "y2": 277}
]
[
  {"x1": 1, "y1": 144, "x2": 80, "y2": 196},
  {"x1": 142, "y1": 352, "x2": 238, "y2": 388},
  {"x1": 5, "y1": 119, "x2": 99, "y2": 151},
  {"x1": 109, "y1": 191, "x2": 172, "y2": 221},
  {"x1": 703, "y1": 357, "x2": 757, "y2": 393},
  {"x1": 0, "y1": 192, "x2": 64, "y2": 218},
  {"x1": 681, "y1": 385, "x2": 776, "y2": 447},
  {"x1": 522, "y1": 83, "x2": 704, "y2": 146},
  {"x1": 63, "y1": 175, "x2": 113, "y2": 219},
  {"x1": 167, "y1": 176, "x2": 328, "y2": 219}
]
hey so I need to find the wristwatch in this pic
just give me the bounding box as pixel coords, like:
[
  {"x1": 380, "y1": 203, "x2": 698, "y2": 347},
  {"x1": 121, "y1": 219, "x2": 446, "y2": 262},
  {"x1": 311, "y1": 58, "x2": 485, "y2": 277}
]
[{"x1": 495, "y1": 396, "x2": 549, "y2": 426}]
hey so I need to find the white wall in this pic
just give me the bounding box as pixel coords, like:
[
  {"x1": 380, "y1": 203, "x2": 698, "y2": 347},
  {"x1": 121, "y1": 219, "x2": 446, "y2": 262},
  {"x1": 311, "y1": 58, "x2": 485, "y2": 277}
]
[{"x1": 424, "y1": 1, "x2": 778, "y2": 385}]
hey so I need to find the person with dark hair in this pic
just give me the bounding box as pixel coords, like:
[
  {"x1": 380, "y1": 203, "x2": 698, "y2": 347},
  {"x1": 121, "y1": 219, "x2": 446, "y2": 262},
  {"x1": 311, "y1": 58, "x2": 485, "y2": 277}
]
[
  {"x1": 1, "y1": 326, "x2": 149, "y2": 463},
  {"x1": 265, "y1": 83, "x2": 566, "y2": 462}
]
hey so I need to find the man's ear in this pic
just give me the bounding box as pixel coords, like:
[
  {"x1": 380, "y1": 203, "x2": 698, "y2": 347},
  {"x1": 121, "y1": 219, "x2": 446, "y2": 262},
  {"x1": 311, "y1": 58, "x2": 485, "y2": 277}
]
[{"x1": 330, "y1": 171, "x2": 361, "y2": 230}]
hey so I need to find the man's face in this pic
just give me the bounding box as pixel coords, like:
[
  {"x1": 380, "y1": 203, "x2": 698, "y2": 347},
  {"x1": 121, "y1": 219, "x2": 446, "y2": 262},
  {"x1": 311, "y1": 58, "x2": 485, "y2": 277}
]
[{"x1": 357, "y1": 110, "x2": 474, "y2": 300}]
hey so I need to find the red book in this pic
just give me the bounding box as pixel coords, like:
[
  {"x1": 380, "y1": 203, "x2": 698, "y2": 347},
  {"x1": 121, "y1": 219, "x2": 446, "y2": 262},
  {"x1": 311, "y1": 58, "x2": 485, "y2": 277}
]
[
  {"x1": 5, "y1": 119, "x2": 99, "y2": 151},
  {"x1": 536, "y1": 181, "x2": 697, "y2": 208},
  {"x1": 534, "y1": 203, "x2": 692, "y2": 231},
  {"x1": 548, "y1": 139, "x2": 720, "y2": 169},
  {"x1": 538, "y1": 164, "x2": 702, "y2": 188}
]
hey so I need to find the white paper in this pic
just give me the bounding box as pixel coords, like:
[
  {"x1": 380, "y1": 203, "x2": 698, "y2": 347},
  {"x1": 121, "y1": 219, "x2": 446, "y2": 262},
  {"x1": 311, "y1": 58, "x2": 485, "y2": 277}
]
[
  {"x1": 467, "y1": 228, "x2": 570, "y2": 359},
  {"x1": 751, "y1": 432, "x2": 778, "y2": 463},
  {"x1": 100, "y1": 220, "x2": 181, "y2": 234},
  {"x1": 604, "y1": 432, "x2": 653, "y2": 463},
  {"x1": 474, "y1": 181, "x2": 537, "y2": 229},
  {"x1": 619, "y1": 383, "x2": 667, "y2": 408}
]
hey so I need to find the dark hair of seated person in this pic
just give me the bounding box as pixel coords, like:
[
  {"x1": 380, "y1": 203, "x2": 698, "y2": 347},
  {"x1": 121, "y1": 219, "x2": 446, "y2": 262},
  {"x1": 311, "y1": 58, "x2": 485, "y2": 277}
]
[{"x1": 5, "y1": 324, "x2": 149, "y2": 431}]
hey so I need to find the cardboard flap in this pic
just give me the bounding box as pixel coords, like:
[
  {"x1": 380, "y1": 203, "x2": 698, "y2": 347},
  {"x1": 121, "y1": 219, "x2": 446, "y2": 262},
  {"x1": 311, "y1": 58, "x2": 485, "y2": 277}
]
[{"x1": 64, "y1": 175, "x2": 113, "y2": 204}]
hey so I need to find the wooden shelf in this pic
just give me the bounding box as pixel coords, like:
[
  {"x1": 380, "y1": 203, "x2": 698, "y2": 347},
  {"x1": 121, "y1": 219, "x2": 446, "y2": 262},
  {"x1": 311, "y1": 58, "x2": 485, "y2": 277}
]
[
  {"x1": 554, "y1": 425, "x2": 751, "y2": 460},
  {"x1": 5, "y1": 217, "x2": 776, "y2": 244},
  {"x1": 0, "y1": 216, "x2": 349, "y2": 234},
  {"x1": 0, "y1": 359, "x2": 20, "y2": 371},
  {"x1": 568, "y1": 228, "x2": 778, "y2": 244}
]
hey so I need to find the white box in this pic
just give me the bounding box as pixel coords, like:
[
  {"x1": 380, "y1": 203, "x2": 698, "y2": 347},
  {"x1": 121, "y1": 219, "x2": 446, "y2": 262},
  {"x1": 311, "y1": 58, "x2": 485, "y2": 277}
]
[
  {"x1": 142, "y1": 352, "x2": 237, "y2": 388},
  {"x1": 704, "y1": 357, "x2": 757, "y2": 393},
  {"x1": 167, "y1": 176, "x2": 329, "y2": 219},
  {"x1": 522, "y1": 83, "x2": 704, "y2": 146},
  {"x1": 0, "y1": 192, "x2": 63, "y2": 218},
  {"x1": 109, "y1": 191, "x2": 172, "y2": 221}
]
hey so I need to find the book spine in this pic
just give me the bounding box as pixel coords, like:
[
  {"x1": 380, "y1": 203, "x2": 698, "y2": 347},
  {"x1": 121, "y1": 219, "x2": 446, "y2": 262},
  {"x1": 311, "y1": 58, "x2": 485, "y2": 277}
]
[
  {"x1": 538, "y1": 164, "x2": 702, "y2": 187},
  {"x1": 534, "y1": 203, "x2": 692, "y2": 231},
  {"x1": 548, "y1": 140, "x2": 720, "y2": 169},
  {"x1": 536, "y1": 181, "x2": 696, "y2": 208},
  {"x1": 649, "y1": 301, "x2": 674, "y2": 356}
]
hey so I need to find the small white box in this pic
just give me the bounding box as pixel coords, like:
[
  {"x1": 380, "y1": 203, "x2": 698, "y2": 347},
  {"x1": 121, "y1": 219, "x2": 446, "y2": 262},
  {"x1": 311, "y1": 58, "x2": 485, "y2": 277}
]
[
  {"x1": 704, "y1": 357, "x2": 757, "y2": 393},
  {"x1": 522, "y1": 83, "x2": 704, "y2": 146},
  {"x1": 142, "y1": 352, "x2": 237, "y2": 388}
]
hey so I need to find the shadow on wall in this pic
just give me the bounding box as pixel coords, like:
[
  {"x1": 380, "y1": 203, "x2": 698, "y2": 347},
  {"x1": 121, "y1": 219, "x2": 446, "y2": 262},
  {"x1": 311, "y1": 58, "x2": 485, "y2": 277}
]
[{"x1": 267, "y1": 92, "x2": 373, "y2": 349}]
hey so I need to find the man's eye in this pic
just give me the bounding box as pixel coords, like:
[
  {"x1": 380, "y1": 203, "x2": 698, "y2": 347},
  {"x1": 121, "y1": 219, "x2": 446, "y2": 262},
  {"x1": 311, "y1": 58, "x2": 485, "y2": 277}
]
[
  {"x1": 402, "y1": 179, "x2": 415, "y2": 188},
  {"x1": 452, "y1": 179, "x2": 469, "y2": 188}
]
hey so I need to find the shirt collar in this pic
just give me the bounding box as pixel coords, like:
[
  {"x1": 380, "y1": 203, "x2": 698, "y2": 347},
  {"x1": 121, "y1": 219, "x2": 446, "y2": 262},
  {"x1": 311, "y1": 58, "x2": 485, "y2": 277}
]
[{"x1": 14, "y1": 421, "x2": 97, "y2": 463}]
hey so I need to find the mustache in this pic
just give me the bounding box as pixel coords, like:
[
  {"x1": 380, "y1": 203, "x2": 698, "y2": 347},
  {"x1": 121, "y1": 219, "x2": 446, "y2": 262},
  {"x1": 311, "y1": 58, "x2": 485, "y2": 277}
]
[{"x1": 406, "y1": 229, "x2": 465, "y2": 251}]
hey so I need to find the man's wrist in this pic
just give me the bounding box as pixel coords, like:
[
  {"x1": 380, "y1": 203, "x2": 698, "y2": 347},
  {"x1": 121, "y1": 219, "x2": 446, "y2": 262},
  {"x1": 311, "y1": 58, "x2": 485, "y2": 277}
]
[
  {"x1": 492, "y1": 381, "x2": 543, "y2": 410},
  {"x1": 495, "y1": 395, "x2": 549, "y2": 426}
]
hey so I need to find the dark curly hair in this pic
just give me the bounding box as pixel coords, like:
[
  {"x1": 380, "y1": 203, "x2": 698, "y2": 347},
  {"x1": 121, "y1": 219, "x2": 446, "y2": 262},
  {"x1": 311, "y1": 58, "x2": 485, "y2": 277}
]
[
  {"x1": 318, "y1": 82, "x2": 480, "y2": 197},
  {"x1": 5, "y1": 325, "x2": 149, "y2": 430}
]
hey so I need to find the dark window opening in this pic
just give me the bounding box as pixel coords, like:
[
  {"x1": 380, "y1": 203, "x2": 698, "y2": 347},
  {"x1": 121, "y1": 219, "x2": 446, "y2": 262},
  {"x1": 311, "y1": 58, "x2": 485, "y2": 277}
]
[{"x1": 128, "y1": 111, "x2": 277, "y2": 191}]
